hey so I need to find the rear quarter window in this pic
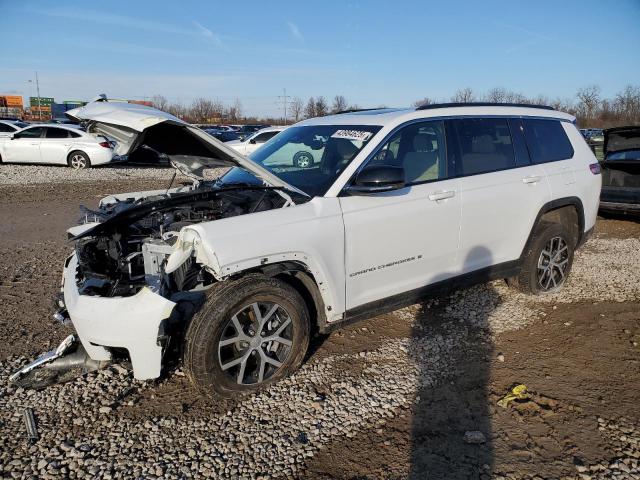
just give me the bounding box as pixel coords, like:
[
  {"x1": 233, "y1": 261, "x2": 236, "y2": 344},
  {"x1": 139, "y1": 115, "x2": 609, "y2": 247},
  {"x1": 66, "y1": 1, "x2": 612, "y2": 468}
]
[{"x1": 522, "y1": 119, "x2": 574, "y2": 164}]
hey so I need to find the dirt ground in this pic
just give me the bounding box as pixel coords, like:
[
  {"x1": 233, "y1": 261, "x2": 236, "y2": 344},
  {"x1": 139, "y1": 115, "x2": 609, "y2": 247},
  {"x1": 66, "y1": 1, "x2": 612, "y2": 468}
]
[{"x1": 1, "y1": 180, "x2": 639, "y2": 479}]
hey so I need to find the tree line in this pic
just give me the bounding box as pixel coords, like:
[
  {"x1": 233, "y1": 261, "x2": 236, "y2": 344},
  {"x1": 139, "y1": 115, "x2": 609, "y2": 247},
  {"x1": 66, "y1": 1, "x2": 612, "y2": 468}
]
[
  {"x1": 151, "y1": 85, "x2": 640, "y2": 128},
  {"x1": 415, "y1": 85, "x2": 640, "y2": 128}
]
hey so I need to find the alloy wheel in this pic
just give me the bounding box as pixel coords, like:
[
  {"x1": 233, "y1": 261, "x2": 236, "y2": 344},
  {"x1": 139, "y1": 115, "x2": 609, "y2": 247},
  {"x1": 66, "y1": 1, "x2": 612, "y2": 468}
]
[
  {"x1": 295, "y1": 152, "x2": 313, "y2": 168},
  {"x1": 70, "y1": 154, "x2": 87, "y2": 169},
  {"x1": 536, "y1": 236, "x2": 569, "y2": 291},
  {"x1": 217, "y1": 301, "x2": 293, "y2": 385}
]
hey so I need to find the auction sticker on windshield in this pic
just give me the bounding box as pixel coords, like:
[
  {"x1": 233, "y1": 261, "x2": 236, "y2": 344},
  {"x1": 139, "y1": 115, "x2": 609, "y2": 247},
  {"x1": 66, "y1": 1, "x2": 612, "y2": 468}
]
[{"x1": 331, "y1": 130, "x2": 373, "y2": 142}]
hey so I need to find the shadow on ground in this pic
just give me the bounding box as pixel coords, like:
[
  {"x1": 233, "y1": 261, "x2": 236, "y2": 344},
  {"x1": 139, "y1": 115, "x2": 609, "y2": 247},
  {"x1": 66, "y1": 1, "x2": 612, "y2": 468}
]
[{"x1": 409, "y1": 247, "x2": 496, "y2": 479}]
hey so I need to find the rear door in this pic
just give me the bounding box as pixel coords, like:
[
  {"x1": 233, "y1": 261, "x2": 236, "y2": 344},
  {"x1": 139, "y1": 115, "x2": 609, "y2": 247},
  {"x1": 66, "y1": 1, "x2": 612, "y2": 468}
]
[
  {"x1": 40, "y1": 127, "x2": 74, "y2": 164},
  {"x1": 521, "y1": 118, "x2": 577, "y2": 199},
  {"x1": 452, "y1": 117, "x2": 551, "y2": 272},
  {"x1": 3, "y1": 127, "x2": 44, "y2": 163}
]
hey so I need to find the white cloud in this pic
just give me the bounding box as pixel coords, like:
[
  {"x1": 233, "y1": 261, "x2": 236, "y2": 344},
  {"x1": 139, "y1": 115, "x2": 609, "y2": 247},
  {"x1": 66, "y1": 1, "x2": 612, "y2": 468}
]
[
  {"x1": 193, "y1": 21, "x2": 223, "y2": 47},
  {"x1": 287, "y1": 21, "x2": 304, "y2": 42},
  {"x1": 23, "y1": 6, "x2": 225, "y2": 47}
]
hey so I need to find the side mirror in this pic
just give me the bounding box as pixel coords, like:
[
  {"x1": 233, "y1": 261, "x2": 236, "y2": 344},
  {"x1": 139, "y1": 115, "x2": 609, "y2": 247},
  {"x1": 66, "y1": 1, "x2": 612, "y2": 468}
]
[
  {"x1": 249, "y1": 139, "x2": 256, "y2": 144},
  {"x1": 9, "y1": 133, "x2": 16, "y2": 140},
  {"x1": 346, "y1": 165, "x2": 405, "y2": 195}
]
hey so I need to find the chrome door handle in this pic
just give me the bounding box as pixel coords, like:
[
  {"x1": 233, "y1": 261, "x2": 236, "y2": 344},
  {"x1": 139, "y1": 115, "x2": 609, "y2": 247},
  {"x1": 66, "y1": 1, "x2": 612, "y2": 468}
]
[
  {"x1": 522, "y1": 175, "x2": 541, "y2": 184},
  {"x1": 428, "y1": 190, "x2": 455, "y2": 201}
]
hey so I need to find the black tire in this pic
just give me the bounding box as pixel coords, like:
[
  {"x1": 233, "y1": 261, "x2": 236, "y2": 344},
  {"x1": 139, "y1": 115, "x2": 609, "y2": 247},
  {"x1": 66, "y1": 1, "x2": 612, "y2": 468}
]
[
  {"x1": 508, "y1": 222, "x2": 574, "y2": 295},
  {"x1": 184, "y1": 274, "x2": 310, "y2": 398},
  {"x1": 67, "y1": 151, "x2": 91, "y2": 169},
  {"x1": 293, "y1": 151, "x2": 314, "y2": 168}
]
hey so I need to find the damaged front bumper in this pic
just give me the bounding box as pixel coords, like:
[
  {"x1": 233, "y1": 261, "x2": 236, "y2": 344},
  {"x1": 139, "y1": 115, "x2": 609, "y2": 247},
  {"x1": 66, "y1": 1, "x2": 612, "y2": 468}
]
[{"x1": 60, "y1": 253, "x2": 176, "y2": 380}]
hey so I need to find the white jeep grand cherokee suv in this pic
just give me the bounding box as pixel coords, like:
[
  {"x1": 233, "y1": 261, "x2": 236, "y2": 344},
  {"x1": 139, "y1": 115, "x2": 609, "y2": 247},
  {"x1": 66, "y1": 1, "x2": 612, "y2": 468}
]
[{"x1": 11, "y1": 101, "x2": 601, "y2": 397}]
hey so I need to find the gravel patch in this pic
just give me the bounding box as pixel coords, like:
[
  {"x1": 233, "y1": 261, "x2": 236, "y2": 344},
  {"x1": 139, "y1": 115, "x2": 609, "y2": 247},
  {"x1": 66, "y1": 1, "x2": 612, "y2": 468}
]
[
  {"x1": 0, "y1": 236, "x2": 638, "y2": 478},
  {"x1": 0, "y1": 164, "x2": 225, "y2": 186}
]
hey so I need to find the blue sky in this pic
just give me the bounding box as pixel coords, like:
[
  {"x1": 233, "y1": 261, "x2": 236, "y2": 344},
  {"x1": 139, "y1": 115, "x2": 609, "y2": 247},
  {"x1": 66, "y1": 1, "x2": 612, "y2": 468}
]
[{"x1": 1, "y1": 0, "x2": 639, "y2": 117}]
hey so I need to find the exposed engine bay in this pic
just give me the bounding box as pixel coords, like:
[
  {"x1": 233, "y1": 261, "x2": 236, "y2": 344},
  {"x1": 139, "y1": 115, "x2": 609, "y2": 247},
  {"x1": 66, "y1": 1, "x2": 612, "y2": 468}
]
[{"x1": 73, "y1": 181, "x2": 301, "y2": 298}]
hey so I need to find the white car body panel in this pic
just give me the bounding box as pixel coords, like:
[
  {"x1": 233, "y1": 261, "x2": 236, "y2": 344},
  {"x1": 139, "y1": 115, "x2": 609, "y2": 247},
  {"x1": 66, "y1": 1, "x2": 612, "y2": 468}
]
[
  {"x1": 52, "y1": 104, "x2": 601, "y2": 381},
  {"x1": 340, "y1": 178, "x2": 462, "y2": 309},
  {"x1": 62, "y1": 255, "x2": 175, "y2": 379},
  {"x1": 173, "y1": 197, "x2": 346, "y2": 321}
]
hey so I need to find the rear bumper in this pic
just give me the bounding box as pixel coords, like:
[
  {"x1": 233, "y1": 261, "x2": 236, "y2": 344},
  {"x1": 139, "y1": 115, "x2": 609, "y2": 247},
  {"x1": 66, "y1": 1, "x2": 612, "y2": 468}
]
[{"x1": 62, "y1": 254, "x2": 176, "y2": 379}]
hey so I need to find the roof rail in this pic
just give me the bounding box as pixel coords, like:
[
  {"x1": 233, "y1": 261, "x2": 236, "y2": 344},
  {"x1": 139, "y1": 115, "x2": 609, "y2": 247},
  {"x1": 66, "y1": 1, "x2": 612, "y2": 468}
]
[
  {"x1": 334, "y1": 107, "x2": 384, "y2": 114},
  {"x1": 415, "y1": 102, "x2": 555, "y2": 111}
]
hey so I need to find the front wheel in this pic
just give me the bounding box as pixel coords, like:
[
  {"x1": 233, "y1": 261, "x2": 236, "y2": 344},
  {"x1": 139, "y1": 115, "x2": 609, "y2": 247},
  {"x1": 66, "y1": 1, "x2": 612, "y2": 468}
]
[
  {"x1": 508, "y1": 222, "x2": 574, "y2": 295},
  {"x1": 183, "y1": 275, "x2": 310, "y2": 398}
]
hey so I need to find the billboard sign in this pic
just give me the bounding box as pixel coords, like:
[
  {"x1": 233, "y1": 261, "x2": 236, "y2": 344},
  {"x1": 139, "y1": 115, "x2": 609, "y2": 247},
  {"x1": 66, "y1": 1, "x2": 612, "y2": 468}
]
[{"x1": 30, "y1": 96, "x2": 54, "y2": 106}]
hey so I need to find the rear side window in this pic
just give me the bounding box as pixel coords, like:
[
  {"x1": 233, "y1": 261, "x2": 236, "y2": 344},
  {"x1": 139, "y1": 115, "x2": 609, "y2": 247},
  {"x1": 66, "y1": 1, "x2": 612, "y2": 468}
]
[
  {"x1": 452, "y1": 118, "x2": 516, "y2": 176},
  {"x1": 45, "y1": 127, "x2": 70, "y2": 139},
  {"x1": 0, "y1": 123, "x2": 15, "y2": 132},
  {"x1": 522, "y1": 119, "x2": 574, "y2": 163},
  {"x1": 68, "y1": 130, "x2": 81, "y2": 138}
]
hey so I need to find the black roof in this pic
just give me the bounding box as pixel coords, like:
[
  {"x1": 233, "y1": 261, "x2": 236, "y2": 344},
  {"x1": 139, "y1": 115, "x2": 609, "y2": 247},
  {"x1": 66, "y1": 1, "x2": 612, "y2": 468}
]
[{"x1": 415, "y1": 102, "x2": 555, "y2": 111}]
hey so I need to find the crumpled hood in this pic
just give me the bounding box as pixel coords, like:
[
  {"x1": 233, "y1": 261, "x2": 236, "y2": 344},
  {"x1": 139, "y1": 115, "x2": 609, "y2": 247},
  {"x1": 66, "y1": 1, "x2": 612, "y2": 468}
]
[{"x1": 65, "y1": 98, "x2": 301, "y2": 193}]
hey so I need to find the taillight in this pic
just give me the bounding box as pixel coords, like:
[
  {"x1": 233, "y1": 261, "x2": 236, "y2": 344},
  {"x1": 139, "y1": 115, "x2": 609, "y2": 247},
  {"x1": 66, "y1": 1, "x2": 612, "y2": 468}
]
[
  {"x1": 589, "y1": 163, "x2": 601, "y2": 175},
  {"x1": 99, "y1": 141, "x2": 111, "y2": 148}
]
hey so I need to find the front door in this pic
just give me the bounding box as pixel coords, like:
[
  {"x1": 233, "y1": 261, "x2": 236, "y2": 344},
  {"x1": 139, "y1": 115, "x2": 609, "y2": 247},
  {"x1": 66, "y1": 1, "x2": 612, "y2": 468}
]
[
  {"x1": 5, "y1": 127, "x2": 44, "y2": 163},
  {"x1": 340, "y1": 120, "x2": 461, "y2": 310}
]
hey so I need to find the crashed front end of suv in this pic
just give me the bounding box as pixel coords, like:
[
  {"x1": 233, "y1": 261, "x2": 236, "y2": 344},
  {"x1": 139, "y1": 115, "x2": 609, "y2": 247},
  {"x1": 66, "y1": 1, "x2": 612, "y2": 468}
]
[{"x1": 10, "y1": 100, "x2": 308, "y2": 387}]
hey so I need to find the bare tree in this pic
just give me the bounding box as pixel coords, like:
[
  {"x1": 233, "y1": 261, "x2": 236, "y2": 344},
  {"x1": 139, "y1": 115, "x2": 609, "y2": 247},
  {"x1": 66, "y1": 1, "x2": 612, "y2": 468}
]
[
  {"x1": 331, "y1": 95, "x2": 348, "y2": 113},
  {"x1": 451, "y1": 87, "x2": 475, "y2": 103},
  {"x1": 190, "y1": 98, "x2": 218, "y2": 123},
  {"x1": 484, "y1": 87, "x2": 506, "y2": 103},
  {"x1": 166, "y1": 102, "x2": 188, "y2": 120},
  {"x1": 576, "y1": 85, "x2": 601, "y2": 122},
  {"x1": 412, "y1": 97, "x2": 434, "y2": 108},
  {"x1": 315, "y1": 96, "x2": 328, "y2": 116},
  {"x1": 304, "y1": 97, "x2": 316, "y2": 119},
  {"x1": 226, "y1": 98, "x2": 243, "y2": 122},
  {"x1": 290, "y1": 97, "x2": 304, "y2": 122},
  {"x1": 151, "y1": 95, "x2": 169, "y2": 112}
]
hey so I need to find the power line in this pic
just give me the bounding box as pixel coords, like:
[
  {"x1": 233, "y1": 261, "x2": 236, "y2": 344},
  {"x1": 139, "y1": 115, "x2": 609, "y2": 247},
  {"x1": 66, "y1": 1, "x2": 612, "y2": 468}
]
[{"x1": 276, "y1": 88, "x2": 291, "y2": 123}]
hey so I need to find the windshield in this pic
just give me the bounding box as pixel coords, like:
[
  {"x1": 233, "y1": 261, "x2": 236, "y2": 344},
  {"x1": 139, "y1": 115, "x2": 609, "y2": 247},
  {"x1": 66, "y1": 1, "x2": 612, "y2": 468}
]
[{"x1": 223, "y1": 124, "x2": 381, "y2": 196}]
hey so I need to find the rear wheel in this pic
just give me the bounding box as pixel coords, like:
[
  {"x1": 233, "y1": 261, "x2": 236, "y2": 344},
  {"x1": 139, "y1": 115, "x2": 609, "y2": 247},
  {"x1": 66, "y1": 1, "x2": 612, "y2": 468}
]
[
  {"x1": 67, "y1": 151, "x2": 91, "y2": 169},
  {"x1": 184, "y1": 275, "x2": 310, "y2": 398},
  {"x1": 508, "y1": 222, "x2": 574, "y2": 295}
]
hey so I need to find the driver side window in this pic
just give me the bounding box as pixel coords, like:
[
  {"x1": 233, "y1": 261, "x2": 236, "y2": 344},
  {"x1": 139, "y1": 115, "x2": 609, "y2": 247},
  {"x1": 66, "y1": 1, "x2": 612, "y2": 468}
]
[{"x1": 370, "y1": 121, "x2": 447, "y2": 184}]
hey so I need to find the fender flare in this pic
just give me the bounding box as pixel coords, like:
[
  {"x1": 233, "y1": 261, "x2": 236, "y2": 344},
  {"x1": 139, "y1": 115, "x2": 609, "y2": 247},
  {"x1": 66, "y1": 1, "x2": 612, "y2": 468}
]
[{"x1": 519, "y1": 196, "x2": 586, "y2": 262}]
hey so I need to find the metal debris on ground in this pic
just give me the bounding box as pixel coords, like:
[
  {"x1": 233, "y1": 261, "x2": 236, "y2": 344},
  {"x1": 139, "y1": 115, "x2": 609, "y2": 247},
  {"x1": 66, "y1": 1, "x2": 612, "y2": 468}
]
[{"x1": 23, "y1": 408, "x2": 38, "y2": 443}]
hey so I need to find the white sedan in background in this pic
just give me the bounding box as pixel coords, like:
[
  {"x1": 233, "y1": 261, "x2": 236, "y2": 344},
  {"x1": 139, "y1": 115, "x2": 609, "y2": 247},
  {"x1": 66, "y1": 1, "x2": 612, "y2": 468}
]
[
  {"x1": 227, "y1": 126, "x2": 322, "y2": 168},
  {"x1": 0, "y1": 119, "x2": 30, "y2": 138},
  {"x1": 0, "y1": 124, "x2": 114, "y2": 169},
  {"x1": 227, "y1": 126, "x2": 285, "y2": 155}
]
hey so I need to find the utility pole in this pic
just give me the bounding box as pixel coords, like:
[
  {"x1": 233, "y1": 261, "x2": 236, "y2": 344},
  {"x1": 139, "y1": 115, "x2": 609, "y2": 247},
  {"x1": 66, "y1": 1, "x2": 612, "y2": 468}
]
[
  {"x1": 277, "y1": 88, "x2": 291, "y2": 124},
  {"x1": 35, "y1": 71, "x2": 41, "y2": 121}
]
